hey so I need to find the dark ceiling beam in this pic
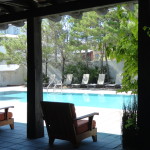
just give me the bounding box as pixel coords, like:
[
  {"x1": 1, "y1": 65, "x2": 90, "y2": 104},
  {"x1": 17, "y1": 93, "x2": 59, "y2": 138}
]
[
  {"x1": 0, "y1": 0, "x2": 13, "y2": 2},
  {"x1": 0, "y1": 4, "x2": 15, "y2": 13},
  {"x1": 0, "y1": 0, "x2": 137, "y2": 23},
  {"x1": 34, "y1": 0, "x2": 138, "y2": 16},
  {"x1": 0, "y1": 0, "x2": 37, "y2": 9},
  {"x1": 0, "y1": 2, "x2": 29, "y2": 8}
]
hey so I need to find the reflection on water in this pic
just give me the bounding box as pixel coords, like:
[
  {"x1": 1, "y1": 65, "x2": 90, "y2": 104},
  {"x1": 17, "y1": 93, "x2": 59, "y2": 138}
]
[
  {"x1": 44, "y1": 92, "x2": 134, "y2": 109},
  {"x1": 83, "y1": 94, "x2": 90, "y2": 102}
]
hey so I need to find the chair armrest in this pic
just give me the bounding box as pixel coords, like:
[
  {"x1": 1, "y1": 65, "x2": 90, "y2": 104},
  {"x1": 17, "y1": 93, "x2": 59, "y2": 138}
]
[
  {"x1": 0, "y1": 106, "x2": 14, "y2": 120},
  {"x1": 0, "y1": 106, "x2": 14, "y2": 110},
  {"x1": 74, "y1": 112, "x2": 99, "y2": 121},
  {"x1": 74, "y1": 112, "x2": 99, "y2": 130}
]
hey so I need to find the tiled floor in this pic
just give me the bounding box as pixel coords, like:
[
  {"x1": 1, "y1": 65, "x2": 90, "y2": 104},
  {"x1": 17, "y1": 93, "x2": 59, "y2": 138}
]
[{"x1": 0, "y1": 123, "x2": 123, "y2": 150}]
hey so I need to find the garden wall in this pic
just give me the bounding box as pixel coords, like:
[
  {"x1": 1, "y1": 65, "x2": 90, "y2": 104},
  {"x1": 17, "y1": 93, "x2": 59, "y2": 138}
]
[
  {"x1": 45, "y1": 60, "x2": 124, "y2": 83},
  {"x1": 0, "y1": 64, "x2": 26, "y2": 86},
  {"x1": 0, "y1": 60, "x2": 123, "y2": 86}
]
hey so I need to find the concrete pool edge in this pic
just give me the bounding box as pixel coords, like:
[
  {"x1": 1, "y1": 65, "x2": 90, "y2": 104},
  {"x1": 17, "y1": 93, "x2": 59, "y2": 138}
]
[{"x1": 0, "y1": 85, "x2": 132, "y2": 95}]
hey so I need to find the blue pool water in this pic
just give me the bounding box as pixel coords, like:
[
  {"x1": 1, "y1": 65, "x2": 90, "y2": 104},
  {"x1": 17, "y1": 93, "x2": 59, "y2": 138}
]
[{"x1": 0, "y1": 91, "x2": 134, "y2": 109}]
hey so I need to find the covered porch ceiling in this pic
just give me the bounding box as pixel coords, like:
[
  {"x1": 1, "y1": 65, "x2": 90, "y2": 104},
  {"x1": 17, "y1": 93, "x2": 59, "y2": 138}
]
[{"x1": 0, "y1": 0, "x2": 137, "y2": 23}]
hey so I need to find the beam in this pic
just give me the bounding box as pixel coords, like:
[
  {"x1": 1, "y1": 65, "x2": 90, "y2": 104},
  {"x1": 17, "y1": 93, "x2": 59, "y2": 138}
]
[
  {"x1": 0, "y1": 0, "x2": 137, "y2": 23},
  {"x1": 138, "y1": 0, "x2": 150, "y2": 149},
  {"x1": 27, "y1": 17, "x2": 44, "y2": 139}
]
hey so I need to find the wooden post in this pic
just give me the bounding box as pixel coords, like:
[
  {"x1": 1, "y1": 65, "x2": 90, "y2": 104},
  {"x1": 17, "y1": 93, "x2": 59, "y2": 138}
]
[
  {"x1": 27, "y1": 17, "x2": 44, "y2": 138},
  {"x1": 138, "y1": 0, "x2": 150, "y2": 149}
]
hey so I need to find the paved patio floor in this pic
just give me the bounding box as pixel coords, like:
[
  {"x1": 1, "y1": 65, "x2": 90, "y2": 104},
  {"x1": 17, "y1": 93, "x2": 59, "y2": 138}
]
[{"x1": 0, "y1": 123, "x2": 123, "y2": 150}]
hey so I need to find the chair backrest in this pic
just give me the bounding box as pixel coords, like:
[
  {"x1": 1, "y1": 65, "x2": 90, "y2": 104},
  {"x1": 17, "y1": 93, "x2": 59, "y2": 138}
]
[
  {"x1": 41, "y1": 101, "x2": 76, "y2": 138},
  {"x1": 63, "y1": 74, "x2": 73, "y2": 85},
  {"x1": 81, "y1": 74, "x2": 89, "y2": 84},
  {"x1": 49, "y1": 74, "x2": 56, "y2": 84},
  {"x1": 115, "y1": 74, "x2": 122, "y2": 85},
  {"x1": 97, "y1": 74, "x2": 105, "y2": 85}
]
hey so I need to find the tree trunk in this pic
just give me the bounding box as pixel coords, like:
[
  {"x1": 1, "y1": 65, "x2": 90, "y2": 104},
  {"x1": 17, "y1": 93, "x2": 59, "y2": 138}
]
[
  {"x1": 45, "y1": 60, "x2": 48, "y2": 77},
  {"x1": 85, "y1": 49, "x2": 89, "y2": 68},
  {"x1": 104, "y1": 43, "x2": 110, "y2": 82},
  {"x1": 99, "y1": 44, "x2": 104, "y2": 73}
]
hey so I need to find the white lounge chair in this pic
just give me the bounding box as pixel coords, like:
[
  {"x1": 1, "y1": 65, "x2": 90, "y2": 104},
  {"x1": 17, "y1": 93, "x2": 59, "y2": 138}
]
[
  {"x1": 72, "y1": 74, "x2": 90, "y2": 88},
  {"x1": 105, "y1": 74, "x2": 122, "y2": 88},
  {"x1": 87, "y1": 74, "x2": 105, "y2": 88},
  {"x1": 54, "y1": 74, "x2": 73, "y2": 89},
  {"x1": 63, "y1": 74, "x2": 73, "y2": 87},
  {"x1": 82, "y1": 74, "x2": 89, "y2": 84}
]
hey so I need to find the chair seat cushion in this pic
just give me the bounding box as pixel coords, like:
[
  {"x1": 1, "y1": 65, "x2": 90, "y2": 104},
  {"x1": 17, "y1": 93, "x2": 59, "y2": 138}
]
[
  {"x1": 76, "y1": 120, "x2": 96, "y2": 134},
  {"x1": 0, "y1": 112, "x2": 13, "y2": 121}
]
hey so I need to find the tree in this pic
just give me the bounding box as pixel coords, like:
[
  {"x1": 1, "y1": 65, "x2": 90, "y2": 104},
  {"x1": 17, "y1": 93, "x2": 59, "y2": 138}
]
[
  {"x1": 103, "y1": 4, "x2": 138, "y2": 93},
  {"x1": 42, "y1": 17, "x2": 75, "y2": 81},
  {"x1": 0, "y1": 34, "x2": 27, "y2": 65},
  {"x1": 69, "y1": 12, "x2": 97, "y2": 67},
  {"x1": 68, "y1": 11, "x2": 110, "y2": 80}
]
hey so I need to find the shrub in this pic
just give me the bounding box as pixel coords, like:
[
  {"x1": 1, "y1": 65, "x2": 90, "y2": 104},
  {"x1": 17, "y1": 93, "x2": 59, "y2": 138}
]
[
  {"x1": 122, "y1": 95, "x2": 138, "y2": 149},
  {"x1": 64, "y1": 62, "x2": 105, "y2": 84}
]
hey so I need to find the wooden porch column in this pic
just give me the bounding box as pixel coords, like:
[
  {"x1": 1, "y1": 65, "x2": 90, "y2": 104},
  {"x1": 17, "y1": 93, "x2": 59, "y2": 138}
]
[
  {"x1": 138, "y1": 0, "x2": 150, "y2": 149},
  {"x1": 27, "y1": 17, "x2": 44, "y2": 138}
]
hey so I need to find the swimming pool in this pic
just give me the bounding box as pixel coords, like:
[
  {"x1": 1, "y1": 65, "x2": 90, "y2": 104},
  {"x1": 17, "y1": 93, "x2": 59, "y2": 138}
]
[{"x1": 0, "y1": 91, "x2": 134, "y2": 109}]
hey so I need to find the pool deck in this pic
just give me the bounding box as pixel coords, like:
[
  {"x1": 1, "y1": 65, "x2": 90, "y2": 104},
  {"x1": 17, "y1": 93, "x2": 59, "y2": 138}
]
[{"x1": 0, "y1": 85, "x2": 129, "y2": 150}]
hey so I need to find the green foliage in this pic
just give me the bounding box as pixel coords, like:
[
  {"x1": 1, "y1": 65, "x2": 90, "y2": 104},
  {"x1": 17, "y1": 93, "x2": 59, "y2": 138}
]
[
  {"x1": 64, "y1": 62, "x2": 88, "y2": 83},
  {"x1": 0, "y1": 34, "x2": 27, "y2": 65},
  {"x1": 88, "y1": 66, "x2": 100, "y2": 83},
  {"x1": 104, "y1": 4, "x2": 138, "y2": 93},
  {"x1": 125, "y1": 114, "x2": 137, "y2": 129},
  {"x1": 0, "y1": 52, "x2": 6, "y2": 61},
  {"x1": 143, "y1": 26, "x2": 150, "y2": 37}
]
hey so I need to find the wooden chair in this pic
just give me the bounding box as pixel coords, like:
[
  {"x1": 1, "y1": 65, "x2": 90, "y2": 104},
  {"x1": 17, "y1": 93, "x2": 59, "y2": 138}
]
[
  {"x1": 41, "y1": 101, "x2": 99, "y2": 147},
  {"x1": 0, "y1": 106, "x2": 14, "y2": 129}
]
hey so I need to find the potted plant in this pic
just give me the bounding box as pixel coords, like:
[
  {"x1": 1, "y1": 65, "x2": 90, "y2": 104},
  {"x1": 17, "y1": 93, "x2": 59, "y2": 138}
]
[{"x1": 122, "y1": 95, "x2": 138, "y2": 149}]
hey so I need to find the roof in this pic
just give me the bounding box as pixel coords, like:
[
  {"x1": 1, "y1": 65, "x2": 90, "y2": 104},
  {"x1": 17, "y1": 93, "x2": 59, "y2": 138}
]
[{"x1": 0, "y1": 64, "x2": 20, "y2": 71}]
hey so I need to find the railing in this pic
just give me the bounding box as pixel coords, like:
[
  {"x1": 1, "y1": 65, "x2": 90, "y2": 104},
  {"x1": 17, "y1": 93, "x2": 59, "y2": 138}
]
[{"x1": 47, "y1": 80, "x2": 63, "y2": 93}]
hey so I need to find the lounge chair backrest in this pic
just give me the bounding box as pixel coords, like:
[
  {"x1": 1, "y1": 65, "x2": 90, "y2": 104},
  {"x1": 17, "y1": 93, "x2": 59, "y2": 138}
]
[
  {"x1": 115, "y1": 74, "x2": 122, "y2": 85},
  {"x1": 97, "y1": 74, "x2": 105, "y2": 85},
  {"x1": 63, "y1": 74, "x2": 73, "y2": 85},
  {"x1": 81, "y1": 74, "x2": 89, "y2": 84},
  {"x1": 41, "y1": 101, "x2": 76, "y2": 138}
]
